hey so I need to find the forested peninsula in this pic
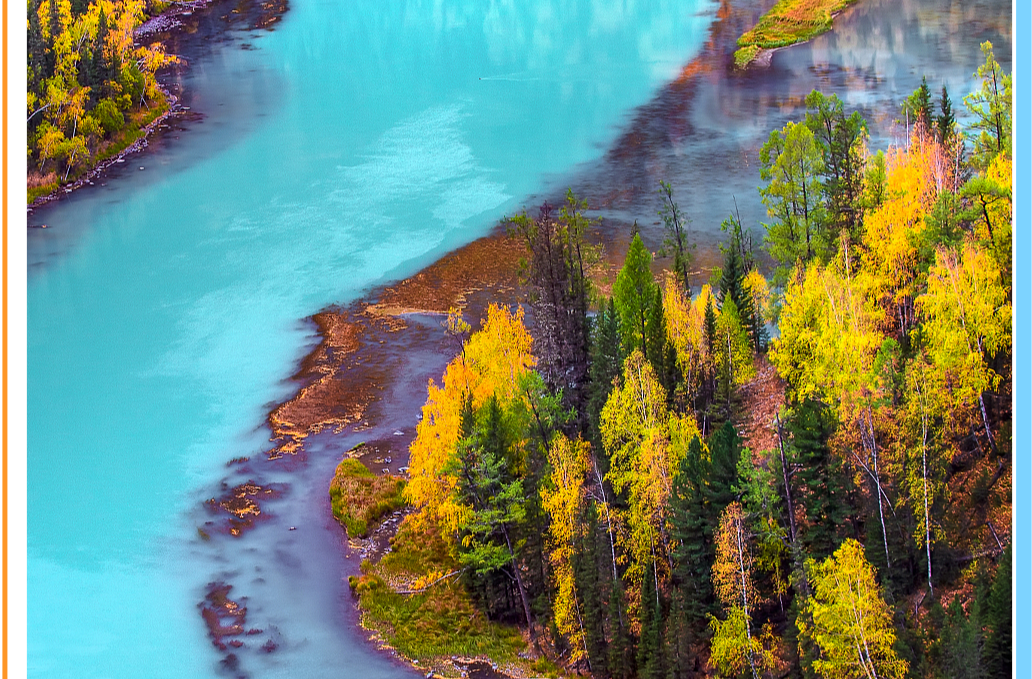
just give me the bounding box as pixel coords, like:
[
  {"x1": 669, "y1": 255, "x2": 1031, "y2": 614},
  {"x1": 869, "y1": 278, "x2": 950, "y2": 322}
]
[
  {"x1": 26, "y1": 0, "x2": 286, "y2": 204},
  {"x1": 335, "y1": 42, "x2": 1014, "y2": 679},
  {"x1": 27, "y1": 0, "x2": 178, "y2": 202}
]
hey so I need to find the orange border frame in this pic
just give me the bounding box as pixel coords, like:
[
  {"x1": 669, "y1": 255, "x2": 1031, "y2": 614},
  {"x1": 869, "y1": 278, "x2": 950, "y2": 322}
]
[{"x1": 3, "y1": 0, "x2": 8, "y2": 670}]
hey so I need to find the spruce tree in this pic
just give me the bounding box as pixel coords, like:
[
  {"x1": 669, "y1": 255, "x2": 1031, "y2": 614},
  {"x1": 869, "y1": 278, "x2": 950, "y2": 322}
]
[
  {"x1": 669, "y1": 436, "x2": 713, "y2": 632},
  {"x1": 607, "y1": 581, "x2": 634, "y2": 679},
  {"x1": 637, "y1": 561, "x2": 664, "y2": 679},
  {"x1": 939, "y1": 598, "x2": 982, "y2": 679},
  {"x1": 577, "y1": 502, "x2": 609, "y2": 677},
  {"x1": 706, "y1": 421, "x2": 742, "y2": 516},
  {"x1": 787, "y1": 399, "x2": 849, "y2": 561},
  {"x1": 904, "y1": 76, "x2": 934, "y2": 132},
  {"x1": 981, "y1": 545, "x2": 1012, "y2": 678},
  {"x1": 937, "y1": 83, "x2": 957, "y2": 148}
]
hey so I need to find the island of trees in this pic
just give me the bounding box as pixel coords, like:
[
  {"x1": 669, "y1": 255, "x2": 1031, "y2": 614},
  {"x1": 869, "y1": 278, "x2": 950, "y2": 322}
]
[{"x1": 339, "y1": 42, "x2": 1012, "y2": 679}]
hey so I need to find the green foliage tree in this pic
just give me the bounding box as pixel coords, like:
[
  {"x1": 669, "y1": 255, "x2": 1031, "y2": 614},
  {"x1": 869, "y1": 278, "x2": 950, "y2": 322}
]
[
  {"x1": 804, "y1": 90, "x2": 869, "y2": 242},
  {"x1": 964, "y1": 41, "x2": 1012, "y2": 167},
  {"x1": 760, "y1": 120, "x2": 828, "y2": 281},
  {"x1": 448, "y1": 396, "x2": 535, "y2": 629},
  {"x1": 713, "y1": 298, "x2": 755, "y2": 413},
  {"x1": 937, "y1": 83, "x2": 957, "y2": 149},
  {"x1": 981, "y1": 546, "x2": 1012, "y2": 679},
  {"x1": 903, "y1": 76, "x2": 934, "y2": 132},
  {"x1": 614, "y1": 233, "x2": 660, "y2": 360},
  {"x1": 786, "y1": 400, "x2": 848, "y2": 561}
]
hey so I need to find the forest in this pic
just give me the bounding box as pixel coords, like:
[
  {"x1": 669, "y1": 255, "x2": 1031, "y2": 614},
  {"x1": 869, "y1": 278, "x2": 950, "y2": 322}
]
[
  {"x1": 26, "y1": 0, "x2": 173, "y2": 200},
  {"x1": 345, "y1": 41, "x2": 1013, "y2": 679}
]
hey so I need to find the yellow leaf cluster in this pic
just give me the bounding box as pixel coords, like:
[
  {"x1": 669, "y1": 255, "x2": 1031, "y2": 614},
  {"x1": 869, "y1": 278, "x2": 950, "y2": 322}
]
[
  {"x1": 663, "y1": 278, "x2": 715, "y2": 399},
  {"x1": 916, "y1": 244, "x2": 1010, "y2": 410},
  {"x1": 862, "y1": 134, "x2": 953, "y2": 304},
  {"x1": 600, "y1": 351, "x2": 701, "y2": 623},
  {"x1": 541, "y1": 435, "x2": 592, "y2": 662},
  {"x1": 800, "y1": 539, "x2": 908, "y2": 679},
  {"x1": 406, "y1": 305, "x2": 536, "y2": 532},
  {"x1": 770, "y1": 259, "x2": 885, "y2": 415}
]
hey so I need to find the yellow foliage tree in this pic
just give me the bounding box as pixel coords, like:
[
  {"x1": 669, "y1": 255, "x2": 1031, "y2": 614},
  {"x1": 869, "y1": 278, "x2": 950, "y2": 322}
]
[
  {"x1": 600, "y1": 350, "x2": 699, "y2": 625},
  {"x1": 798, "y1": 539, "x2": 908, "y2": 679},
  {"x1": 709, "y1": 502, "x2": 776, "y2": 679},
  {"x1": 406, "y1": 305, "x2": 536, "y2": 532},
  {"x1": 861, "y1": 133, "x2": 954, "y2": 336},
  {"x1": 917, "y1": 243, "x2": 1010, "y2": 452},
  {"x1": 663, "y1": 276, "x2": 707, "y2": 405},
  {"x1": 541, "y1": 434, "x2": 592, "y2": 663}
]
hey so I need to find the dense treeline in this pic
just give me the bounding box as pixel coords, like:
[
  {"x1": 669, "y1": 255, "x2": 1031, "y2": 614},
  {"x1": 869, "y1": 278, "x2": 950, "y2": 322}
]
[
  {"x1": 382, "y1": 42, "x2": 1012, "y2": 679},
  {"x1": 27, "y1": 0, "x2": 173, "y2": 197}
]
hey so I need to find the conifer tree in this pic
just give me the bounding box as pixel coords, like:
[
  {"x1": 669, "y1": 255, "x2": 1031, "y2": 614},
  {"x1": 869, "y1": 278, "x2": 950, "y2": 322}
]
[
  {"x1": 577, "y1": 502, "x2": 609, "y2": 676},
  {"x1": 803, "y1": 90, "x2": 869, "y2": 242},
  {"x1": 903, "y1": 76, "x2": 934, "y2": 132},
  {"x1": 669, "y1": 435, "x2": 713, "y2": 630},
  {"x1": 981, "y1": 545, "x2": 1012, "y2": 679},
  {"x1": 786, "y1": 400, "x2": 848, "y2": 561},
  {"x1": 937, "y1": 83, "x2": 957, "y2": 148},
  {"x1": 964, "y1": 41, "x2": 1012, "y2": 167},
  {"x1": 637, "y1": 561, "x2": 665, "y2": 679}
]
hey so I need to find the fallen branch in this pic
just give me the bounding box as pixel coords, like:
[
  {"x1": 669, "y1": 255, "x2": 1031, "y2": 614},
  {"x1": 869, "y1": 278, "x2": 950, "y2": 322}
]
[{"x1": 396, "y1": 569, "x2": 465, "y2": 595}]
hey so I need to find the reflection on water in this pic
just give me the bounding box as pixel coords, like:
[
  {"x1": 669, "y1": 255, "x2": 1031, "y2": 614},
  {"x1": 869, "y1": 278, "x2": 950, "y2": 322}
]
[{"x1": 564, "y1": 0, "x2": 1011, "y2": 277}]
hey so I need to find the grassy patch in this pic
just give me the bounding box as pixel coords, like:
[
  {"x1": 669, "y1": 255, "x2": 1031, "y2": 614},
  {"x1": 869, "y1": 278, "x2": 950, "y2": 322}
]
[
  {"x1": 735, "y1": 0, "x2": 858, "y2": 66},
  {"x1": 351, "y1": 516, "x2": 529, "y2": 673},
  {"x1": 733, "y1": 44, "x2": 762, "y2": 69},
  {"x1": 329, "y1": 458, "x2": 406, "y2": 537}
]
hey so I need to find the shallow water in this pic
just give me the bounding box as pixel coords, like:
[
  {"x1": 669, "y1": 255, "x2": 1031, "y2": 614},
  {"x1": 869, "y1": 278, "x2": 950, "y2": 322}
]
[{"x1": 26, "y1": 0, "x2": 1011, "y2": 676}]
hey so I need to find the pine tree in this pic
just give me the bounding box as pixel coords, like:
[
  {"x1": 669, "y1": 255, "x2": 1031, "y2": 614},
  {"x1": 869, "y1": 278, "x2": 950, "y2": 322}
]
[
  {"x1": 669, "y1": 435, "x2": 712, "y2": 635},
  {"x1": 939, "y1": 598, "x2": 982, "y2": 679},
  {"x1": 706, "y1": 422, "x2": 742, "y2": 516},
  {"x1": 509, "y1": 192, "x2": 594, "y2": 421},
  {"x1": 577, "y1": 502, "x2": 609, "y2": 676},
  {"x1": 937, "y1": 83, "x2": 957, "y2": 148},
  {"x1": 787, "y1": 399, "x2": 849, "y2": 561},
  {"x1": 904, "y1": 76, "x2": 934, "y2": 132},
  {"x1": 587, "y1": 298, "x2": 623, "y2": 471},
  {"x1": 608, "y1": 581, "x2": 634, "y2": 679},
  {"x1": 804, "y1": 90, "x2": 869, "y2": 243},
  {"x1": 981, "y1": 545, "x2": 1012, "y2": 678},
  {"x1": 637, "y1": 561, "x2": 665, "y2": 679}
]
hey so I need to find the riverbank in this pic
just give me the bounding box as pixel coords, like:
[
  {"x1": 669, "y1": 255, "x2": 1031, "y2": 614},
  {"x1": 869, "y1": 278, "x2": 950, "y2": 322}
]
[{"x1": 27, "y1": 0, "x2": 289, "y2": 209}]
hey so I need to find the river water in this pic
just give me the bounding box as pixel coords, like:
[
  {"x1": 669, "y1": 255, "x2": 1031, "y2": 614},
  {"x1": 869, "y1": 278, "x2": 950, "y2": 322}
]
[{"x1": 26, "y1": 0, "x2": 1010, "y2": 677}]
